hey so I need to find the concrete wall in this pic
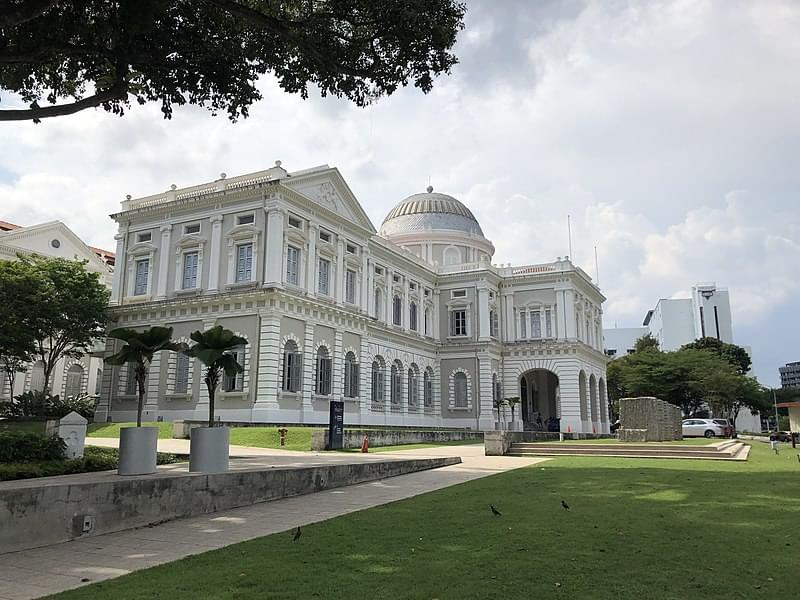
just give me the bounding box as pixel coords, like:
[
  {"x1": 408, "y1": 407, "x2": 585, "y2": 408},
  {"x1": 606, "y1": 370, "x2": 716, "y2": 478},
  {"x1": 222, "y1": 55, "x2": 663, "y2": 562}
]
[
  {"x1": 0, "y1": 457, "x2": 459, "y2": 554},
  {"x1": 310, "y1": 428, "x2": 483, "y2": 451}
]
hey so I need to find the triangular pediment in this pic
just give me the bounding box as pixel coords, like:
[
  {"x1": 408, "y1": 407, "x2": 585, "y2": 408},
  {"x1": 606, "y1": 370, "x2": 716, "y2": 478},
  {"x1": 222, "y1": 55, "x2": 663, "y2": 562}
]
[{"x1": 282, "y1": 167, "x2": 376, "y2": 233}]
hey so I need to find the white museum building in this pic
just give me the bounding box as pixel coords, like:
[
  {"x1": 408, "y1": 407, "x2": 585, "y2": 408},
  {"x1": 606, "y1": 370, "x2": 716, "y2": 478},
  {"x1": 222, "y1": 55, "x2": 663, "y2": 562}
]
[
  {"x1": 96, "y1": 163, "x2": 609, "y2": 433},
  {"x1": 0, "y1": 220, "x2": 115, "y2": 401}
]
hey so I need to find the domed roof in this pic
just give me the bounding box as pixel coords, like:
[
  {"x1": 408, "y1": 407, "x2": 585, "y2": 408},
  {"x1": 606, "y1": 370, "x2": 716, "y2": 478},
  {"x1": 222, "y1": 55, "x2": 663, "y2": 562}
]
[{"x1": 380, "y1": 188, "x2": 485, "y2": 238}]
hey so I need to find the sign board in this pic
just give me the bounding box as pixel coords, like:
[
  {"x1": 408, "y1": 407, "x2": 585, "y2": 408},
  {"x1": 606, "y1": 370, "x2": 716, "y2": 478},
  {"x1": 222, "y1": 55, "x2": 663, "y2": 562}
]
[{"x1": 327, "y1": 401, "x2": 344, "y2": 450}]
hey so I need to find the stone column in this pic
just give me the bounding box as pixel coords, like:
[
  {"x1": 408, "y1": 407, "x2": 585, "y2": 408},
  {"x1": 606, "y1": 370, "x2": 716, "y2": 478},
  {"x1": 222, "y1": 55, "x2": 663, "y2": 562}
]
[
  {"x1": 144, "y1": 353, "x2": 161, "y2": 421},
  {"x1": 306, "y1": 222, "x2": 317, "y2": 296},
  {"x1": 264, "y1": 208, "x2": 285, "y2": 287},
  {"x1": 361, "y1": 253, "x2": 369, "y2": 312},
  {"x1": 366, "y1": 259, "x2": 374, "y2": 316},
  {"x1": 477, "y1": 355, "x2": 494, "y2": 430},
  {"x1": 433, "y1": 289, "x2": 441, "y2": 340},
  {"x1": 252, "y1": 312, "x2": 281, "y2": 420},
  {"x1": 385, "y1": 269, "x2": 393, "y2": 324},
  {"x1": 207, "y1": 215, "x2": 223, "y2": 292},
  {"x1": 110, "y1": 231, "x2": 126, "y2": 304},
  {"x1": 559, "y1": 369, "x2": 584, "y2": 434},
  {"x1": 155, "y1": 225, "x2": 172, "y2": 299},
  {"x1": 477, "y1": 283, "x2": 490, "y2": 341},
  {"x1": 301, "y1": 321, "x2": 316, "y2": 422},
  {"x1": 402, "y1": 275, "x2": 409, "y2": 332},
  {"x1": 562, "y1": 288, "x2": 577, "y2": 340},
  {"x1": 334, "y1": 330, "x2": 344, "y2": 399}
]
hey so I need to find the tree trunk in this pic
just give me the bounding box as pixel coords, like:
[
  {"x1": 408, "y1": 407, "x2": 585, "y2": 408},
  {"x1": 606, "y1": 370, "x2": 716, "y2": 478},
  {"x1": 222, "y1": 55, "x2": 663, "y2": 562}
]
[
  {"x1": 206, "y1": 367, "x2": 220, "y2": 427},
  {"x1": 135, "y1": 362, "x2": 147, "y2": 427}
]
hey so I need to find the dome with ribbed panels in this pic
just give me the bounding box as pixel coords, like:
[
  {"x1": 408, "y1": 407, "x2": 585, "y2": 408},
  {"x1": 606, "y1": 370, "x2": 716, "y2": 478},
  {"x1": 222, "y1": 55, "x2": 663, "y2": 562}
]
[{"x1": 380, "y1": 188, "x2": 485, "y2": 238}]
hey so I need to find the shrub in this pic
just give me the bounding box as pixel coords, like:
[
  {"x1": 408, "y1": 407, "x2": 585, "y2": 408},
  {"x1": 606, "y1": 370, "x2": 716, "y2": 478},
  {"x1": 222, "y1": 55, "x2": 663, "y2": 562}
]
[
  {"x1": 1, "y1": 391, "x2": 97, "y2": 419},
  {"x1": 47, "y1": 393, "x2": 97, "y2": 420},
  {"x1": 0, "y1": 431, "x2": 65, "y2": 462},
  {"x1": 2, "y1": 390, "x2": 50, "y2": 417}
]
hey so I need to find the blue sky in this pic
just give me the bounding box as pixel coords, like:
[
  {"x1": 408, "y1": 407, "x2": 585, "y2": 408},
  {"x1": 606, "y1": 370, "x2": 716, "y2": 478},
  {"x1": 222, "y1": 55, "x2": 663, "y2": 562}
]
[{"x1": 1, "y1": 0, "x2": 798, "y2": 385}]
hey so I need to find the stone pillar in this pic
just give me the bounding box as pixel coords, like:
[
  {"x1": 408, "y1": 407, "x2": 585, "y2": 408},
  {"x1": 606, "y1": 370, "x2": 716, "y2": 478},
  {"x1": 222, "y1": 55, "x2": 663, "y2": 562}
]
[
  {"x1": 301, "y1": 321, "x2": 315, "y2": 422},
  {"x1": 559, "y1": 369, "x2": 584, "y2": 434},
  {"x1": 402, "y1": 275, "x2": 409, "y2": 332},
  {"x1": 433, "y1": 289, "x2": 441, "y2": 340},
  {"x1": 144, "y1": 353, "x2": 161, "y2": 421},
  {"x1": 110, "y1": 232, "x2": 126, "y2": 304},
  {"x1": 478, "y1": 355, "x2": 494, "y2": 430},
  {"x1": 306, "y1": 222, "x2": 317, "y2": 296},
  {"x1": 361, "y1": 253, "x2": 369, "y2": 312},
  {"x1": 562, "y1": 288, "x2": 577, "y2": 340},
  {"x1": 385, "y1": 269, "x2": 393, "y2": 324},
  {"x1": 253, "y1": 312, "x2": 281, "y2": 420},
  {"x1": 366, "y1": 259, "x2": 374, "y2": 316},
  {"x1": 207, "y1": 215, "x2": 223, "y2": 292},
  {"x1": 155, "y1": 225, "x2": 172, "y2": 299},
  {"x1": 334, "y1": 330, "x2": 344, "y2": 399},
  {"x1": 335, "y1": 238, "x2": 345, "y2": 304},
  {"x1": 264, "y1": 208, "x2": 285, "y2": 287},
  {"x1": 477, "y1": 284, "x2": 490, "y2": 342}
]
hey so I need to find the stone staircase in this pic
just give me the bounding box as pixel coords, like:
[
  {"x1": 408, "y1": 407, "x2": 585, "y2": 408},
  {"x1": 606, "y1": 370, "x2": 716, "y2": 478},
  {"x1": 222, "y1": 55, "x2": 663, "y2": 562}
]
[{"x1": 506, "y1": 439, "x2": 750, "y2": 461}]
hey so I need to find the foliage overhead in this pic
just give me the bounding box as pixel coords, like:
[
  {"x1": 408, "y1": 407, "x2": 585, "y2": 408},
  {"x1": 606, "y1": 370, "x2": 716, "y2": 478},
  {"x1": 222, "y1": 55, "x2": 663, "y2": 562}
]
[
  {"x1": 680, "y1": 337, "x2": 752, "y2": 375},
  {"x1": 105, "y1": 326, "x2": 186, "y2": 426},
  {"x1": 185, "y1": 325, "x2": 247, "y2": 427},
  {"x1": 0, "y1": 258, "x2": 39, "y2": 391},
  {"x1": 0, "y1": 0, "x2": 466, "y2": 122},
  {"x1": 633, "y1": 333, "x2": 660, "y2": 353}
]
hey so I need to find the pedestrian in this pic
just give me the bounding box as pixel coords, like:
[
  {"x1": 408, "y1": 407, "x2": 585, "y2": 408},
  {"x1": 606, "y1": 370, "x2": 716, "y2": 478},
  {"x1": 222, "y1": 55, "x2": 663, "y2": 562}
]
[{"x1": 769, "y1": 430, "x2": 779, "y2": 454}]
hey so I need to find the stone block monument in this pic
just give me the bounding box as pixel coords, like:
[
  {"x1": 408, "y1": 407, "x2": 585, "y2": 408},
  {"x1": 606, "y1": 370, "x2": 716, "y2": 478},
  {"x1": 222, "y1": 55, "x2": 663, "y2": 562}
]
[
  {"x1": 619, "y1": 397, "x2": 682, "y2": 442},
  {"x1": 58, "y1": 411, "x2": 88, "y2": 458}
]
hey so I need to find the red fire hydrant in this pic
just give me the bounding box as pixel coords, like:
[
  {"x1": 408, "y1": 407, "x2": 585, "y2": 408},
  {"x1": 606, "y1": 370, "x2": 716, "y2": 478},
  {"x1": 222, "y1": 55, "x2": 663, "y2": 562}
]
[{"x1": 278, "y1": 427, "x2": 288, "y2": 447}]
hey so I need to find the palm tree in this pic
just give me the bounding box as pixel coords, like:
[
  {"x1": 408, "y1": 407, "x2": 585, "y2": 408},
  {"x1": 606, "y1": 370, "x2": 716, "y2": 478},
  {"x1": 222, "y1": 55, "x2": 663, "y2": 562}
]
[
  {"x1": 506, "y1": 396, "x2": 521, "y2": 425},
  {"x1": 104, "y1": 327, "x2": 186, "y2": 426},
  {"x1": 185, "y1": 325, "x2": 247, "y2": 427}
]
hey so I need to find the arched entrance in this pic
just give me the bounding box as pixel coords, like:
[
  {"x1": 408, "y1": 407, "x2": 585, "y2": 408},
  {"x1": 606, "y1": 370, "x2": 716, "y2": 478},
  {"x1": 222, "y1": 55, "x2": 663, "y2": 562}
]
[{"x1": 520, "y1": 369, "x2": 560, "y2": 431}]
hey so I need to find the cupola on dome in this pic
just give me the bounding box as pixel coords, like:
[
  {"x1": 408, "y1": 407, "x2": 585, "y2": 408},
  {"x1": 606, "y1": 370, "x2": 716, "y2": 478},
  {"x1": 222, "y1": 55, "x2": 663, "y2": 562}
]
[{"x1": 379, "y1": 187, "x2": 485, "y2": 238}]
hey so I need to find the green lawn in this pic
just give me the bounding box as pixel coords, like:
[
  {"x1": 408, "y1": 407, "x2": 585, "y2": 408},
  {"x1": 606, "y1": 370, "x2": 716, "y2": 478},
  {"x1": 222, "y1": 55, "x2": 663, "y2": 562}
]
[
  {"x1": 228, "y1": 427, "x2": 317, "y2": 452},
  {"x1": 339, "y1": 439, "x2": 483, "y2": 453},
  {"x1": 87, "y1": 422, "x2": 174, "y2": 439},
  {"x1": 48, "y1": 441, "x2": 800, "y2": 599}
]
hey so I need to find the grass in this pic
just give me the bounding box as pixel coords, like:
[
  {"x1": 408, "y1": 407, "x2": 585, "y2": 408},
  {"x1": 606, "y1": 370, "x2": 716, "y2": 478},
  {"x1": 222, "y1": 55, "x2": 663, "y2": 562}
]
[
  {"x1": 228, "y1": 427, "x2": 317, "y2": 452},
  {"x1": 87, "y1": 422, "x2": 174, "y2": 439},
  {"x1": 47, "y1": 441, "x2": 800, "y2": 599},
  {"x1": 0, "y1": 447, "x2": 186, "y2": 481}
]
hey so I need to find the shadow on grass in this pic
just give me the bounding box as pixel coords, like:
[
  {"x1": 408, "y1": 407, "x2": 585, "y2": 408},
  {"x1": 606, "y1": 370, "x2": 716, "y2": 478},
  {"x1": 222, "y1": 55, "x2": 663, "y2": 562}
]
[{"x1": 48, "y1": 444, "x2": 800, "y2": 600}]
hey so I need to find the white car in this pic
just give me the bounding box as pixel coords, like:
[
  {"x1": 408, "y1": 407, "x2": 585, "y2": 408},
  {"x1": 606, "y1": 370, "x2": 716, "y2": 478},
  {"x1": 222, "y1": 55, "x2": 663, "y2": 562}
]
[{"x1": 682, "y1": 418, "x2": 726, "y2": 438}]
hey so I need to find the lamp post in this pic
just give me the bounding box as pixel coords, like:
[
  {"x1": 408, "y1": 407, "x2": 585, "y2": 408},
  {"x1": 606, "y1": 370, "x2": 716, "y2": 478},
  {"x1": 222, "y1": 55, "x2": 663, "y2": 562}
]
[{"x1": 772, "y1": 388, "x2": 780, "y2": 431}]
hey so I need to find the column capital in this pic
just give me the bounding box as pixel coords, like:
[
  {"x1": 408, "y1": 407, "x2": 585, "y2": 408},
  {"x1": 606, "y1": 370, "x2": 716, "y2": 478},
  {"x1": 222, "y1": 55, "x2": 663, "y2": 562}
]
[
  {"x1": 210, "y1": 214, "x2": 224, "y2": 224},
  {"x1": 160, "y1": 224, "x2": 172, "y2": 233}
]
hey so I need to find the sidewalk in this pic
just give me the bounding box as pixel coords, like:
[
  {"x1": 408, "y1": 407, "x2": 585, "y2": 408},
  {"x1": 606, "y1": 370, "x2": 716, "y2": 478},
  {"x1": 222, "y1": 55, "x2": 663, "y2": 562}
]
[{"x1": 0, "y1": 445, "x2": 544, "y2": 599}]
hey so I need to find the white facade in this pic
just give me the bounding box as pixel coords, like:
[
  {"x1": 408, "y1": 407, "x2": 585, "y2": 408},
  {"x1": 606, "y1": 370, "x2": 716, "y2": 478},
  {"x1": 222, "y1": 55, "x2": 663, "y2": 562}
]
[
  {"x1": 96, "y1": 164, "x2": 609, "y2": 433},
  {"x1": 0, "y1": 220, "x2": 114, "y2": 402}
]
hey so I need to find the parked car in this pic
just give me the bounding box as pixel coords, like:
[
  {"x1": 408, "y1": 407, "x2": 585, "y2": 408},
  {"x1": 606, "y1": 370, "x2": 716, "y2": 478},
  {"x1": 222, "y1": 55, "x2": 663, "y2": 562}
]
[
  {"x1": 773, "y1": 431, "x2": 793, "y2": 443},
  {"x1": 711, "y1": 419, "x2": 733, "y2": 437},
  {"x1": 682, "y1": 418, "x2": 727, "y2": 438}
]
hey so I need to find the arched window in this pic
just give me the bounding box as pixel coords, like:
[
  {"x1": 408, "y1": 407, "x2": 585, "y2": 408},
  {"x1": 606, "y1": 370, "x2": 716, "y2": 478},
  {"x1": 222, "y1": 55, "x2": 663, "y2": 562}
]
[
  {"x1": 424, "y1": 307, "x2": 431, "y2": 336},
  {"x1": 30, "y1": 361, "x2": 46, "y2": 392},
  {"x1": 64, "y1": 364, "x2": 83, "y2": 398},
  {"x1": 371, "y1": 358, "x2": 385, "y2": 403},
  {"x1": 392, "y1": 295, "x2": 402, "y2": 326},
  {"x1": 223, "y1": 345, "x2": 245, "y2": 392},
  {"x1": 175, "y1": 353, "x2": 190, "y2": 394},
  {"x1": 409, "y1": 302, "x2": 418, "y2": 331},
  {"x1": 454, "y1": 372, "x2": 468, "y2": 408},
  {"x1": 408, "y1": 365, "x2": 419, "y2": 406},
  {"x1": 344, "y1": 352, "x2": 359, "y2": 398},
  {"x1": 125, "y1": 363, "x2": 138, "y2": 396},
  {"x1": 390, "y1": 361, "x2": 402, "y2": 404},
  {"x1": 282, "y1": 340, "x2": 302, "y2": 392},
  {"x1": 423, "y1": 368, "x2": 433, "y2": 407},
  {"x1": 444, "y1": 246, "x2": 461, "y2": 266},
  {"x1": 315, "y1": 346, "x2": 332, "y2": 396},
  {"x1": 374, "y1": 288, "x2": 383, "y2": 320}
]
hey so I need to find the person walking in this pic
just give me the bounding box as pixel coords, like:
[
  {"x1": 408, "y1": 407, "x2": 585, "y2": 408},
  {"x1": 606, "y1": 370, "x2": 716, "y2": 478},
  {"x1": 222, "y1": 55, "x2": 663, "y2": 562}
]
[{"x1": 769, "y1": 430, "x2": 780, "y2": 454}]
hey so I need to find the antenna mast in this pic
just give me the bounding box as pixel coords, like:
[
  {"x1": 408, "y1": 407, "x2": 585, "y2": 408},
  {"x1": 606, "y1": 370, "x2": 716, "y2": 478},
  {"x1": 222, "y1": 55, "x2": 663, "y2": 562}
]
[
  {"x1": 567, "y1": 214, "x2": 573, "y2": 259},
  {"x1": 594, "y1": 245, "x2": 600, "y2": 285}
]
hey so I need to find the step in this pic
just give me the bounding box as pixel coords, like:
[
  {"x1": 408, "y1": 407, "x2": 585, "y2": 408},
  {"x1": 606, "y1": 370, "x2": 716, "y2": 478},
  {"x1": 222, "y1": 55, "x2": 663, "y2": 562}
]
[{"x1": 509, "y1": 443, "x2": 736, "y2": 453}]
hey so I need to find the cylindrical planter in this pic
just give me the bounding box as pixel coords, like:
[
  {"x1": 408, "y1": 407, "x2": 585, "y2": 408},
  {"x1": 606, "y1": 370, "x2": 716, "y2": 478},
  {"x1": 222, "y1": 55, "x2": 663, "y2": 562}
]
[
  {"x1": 118, "y1": 426, "x2": 159, "y2": 476},
  {"x1": 189, "y1": 426, "x2": 230, "y2": 473}
]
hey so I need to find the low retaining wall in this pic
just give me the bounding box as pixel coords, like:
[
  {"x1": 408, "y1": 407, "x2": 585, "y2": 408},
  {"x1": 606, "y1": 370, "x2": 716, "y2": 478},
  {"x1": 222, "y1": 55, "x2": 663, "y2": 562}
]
[
  {"x1": 484, "y1": 431, "x2": 614, "y2": 455},
  {"x1": 311, "y1": 428, "x2": 483, "y2": 451},
  {"x1": 0, "y1": 456, "x2": 459, "y2": 554}
]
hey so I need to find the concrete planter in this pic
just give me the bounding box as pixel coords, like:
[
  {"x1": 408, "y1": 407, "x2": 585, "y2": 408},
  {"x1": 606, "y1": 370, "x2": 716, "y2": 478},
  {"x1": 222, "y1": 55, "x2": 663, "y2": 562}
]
[
  {"x1": 118, "y1": 426, "x2": 158, "y2": 476},
  {"x1": 189, "y1": 426, "x2": 230, "y2": 473}
]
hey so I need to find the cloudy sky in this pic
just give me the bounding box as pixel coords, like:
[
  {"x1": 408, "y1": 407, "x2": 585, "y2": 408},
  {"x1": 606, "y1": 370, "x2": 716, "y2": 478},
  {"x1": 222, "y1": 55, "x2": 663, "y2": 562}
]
[{"x1": 2, "y1": 0, "x2": 798, "y2": 385}]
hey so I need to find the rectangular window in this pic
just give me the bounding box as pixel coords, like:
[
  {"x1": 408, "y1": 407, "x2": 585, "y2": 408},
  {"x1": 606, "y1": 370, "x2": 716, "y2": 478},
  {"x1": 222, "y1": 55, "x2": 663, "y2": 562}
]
[
  {"x1": 393, "y1": 274, "x2": 401, "y2": 283},
  {"x1": 182, "y1": 251, "x2": 199, "y2": 289},
  {"x1": 235, "y1": 243, "x2": 253, "y2": 282},
  {"x1": 286, "y1": 246, "x2": 300, "y2": 285},
  {"x1": 175, "y1": 353, "x2": 190, "y2": 394},
  {"x1": 125, "y1": 364, "x2": 138, "y2": 396},
  {"x1": 545, "y1": 309, "x2": 552, "y2": 337},
  {"x1": 520, "y1": 311, "x2": 527, "y2": 338},
  {"x1": 223, "y1": 346, "x2": 244, "y2": 392},
  {"x1": 318, "y1": 258, "x2": 331, "y2": 295},
  {"x1": 237, "y1": 214, "x2": 254, "y2": 225},
  {"x1": 374, "y1": 266, "x2": 384, "y2": 276},
  {"x1": 450, "y1": 309, "x2": 467, "y2": 336},
  {"x1": 316, "y1": 356, "x2": 332, "y2": 395},
  {"x1": 345, "y1": 269, "x2": 356, "y2": 304},
  {"x1": 319, "y1": 230, "x2": 331, "y2": 243},
  {"x1": 136, "y1": 232, "x2": 151, "y2": 243},
  {"x1": 372, "y1": 368, "x2": 384, "y2": 403},
  {"x1": 134, "y1": 258, "x2": 149, "y2": 295},
  {"x1": 451, "y1": 289, "x2": 466, "y2": 298},
  {"x1": 346, "y1": 243, "x2": 357, "y2": 254},
  {"x1": 284, "y1": 351, "x2": 302, "y2": 392},
  {"x1": 531, "y1": 310, "x2": 542, "y2": 338},
  {"x1": 490, "y1": 310, "x2": 499, "y2": 338},
  {"x1": 184, "y1": 223, "x2": 200, "y2": 235},
  {"x1": 288, "y1": 216, "x2": 302, "y2": 229}
]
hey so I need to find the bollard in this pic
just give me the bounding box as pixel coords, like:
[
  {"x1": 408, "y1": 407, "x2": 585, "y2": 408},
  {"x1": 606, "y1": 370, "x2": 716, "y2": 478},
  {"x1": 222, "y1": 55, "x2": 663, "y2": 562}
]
[{"x1": 278, "y1": 427, "x2": 288, "y2": 447}]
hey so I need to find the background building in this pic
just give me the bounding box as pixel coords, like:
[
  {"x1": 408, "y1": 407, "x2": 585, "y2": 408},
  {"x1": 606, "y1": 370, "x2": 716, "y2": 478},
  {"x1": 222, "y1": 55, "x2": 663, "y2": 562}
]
[
  {"x1": 96, "y1": 163, "x2": 610, "y2": 433},
  {"x1": 779, "y1": 361, "x2": 800, "y2": 389},
  {"x1": 0, "y1": 220, "x2": 114, "y2": 401}
]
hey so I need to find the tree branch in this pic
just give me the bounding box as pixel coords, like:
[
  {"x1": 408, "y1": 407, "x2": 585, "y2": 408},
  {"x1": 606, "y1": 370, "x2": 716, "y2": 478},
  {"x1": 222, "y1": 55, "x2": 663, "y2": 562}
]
[
  {"x1": 0, "y1": 81, "x2": 128, "y2": 121},
  {"x1": 0, "y1": 0, "x2": 59, "y2": 27}
]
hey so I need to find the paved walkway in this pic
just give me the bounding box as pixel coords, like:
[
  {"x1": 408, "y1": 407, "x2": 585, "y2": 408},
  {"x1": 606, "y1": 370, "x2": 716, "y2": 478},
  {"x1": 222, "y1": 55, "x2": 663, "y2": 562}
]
[{"x1": 0, "y1": 445, "x2": 544, "y2": 599}]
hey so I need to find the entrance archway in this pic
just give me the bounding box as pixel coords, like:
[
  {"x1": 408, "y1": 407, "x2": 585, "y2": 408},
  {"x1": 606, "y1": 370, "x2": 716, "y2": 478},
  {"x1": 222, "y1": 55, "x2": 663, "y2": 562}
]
[{"x1": 520, "y1": 369, "x2": 560, "y2": 431}]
